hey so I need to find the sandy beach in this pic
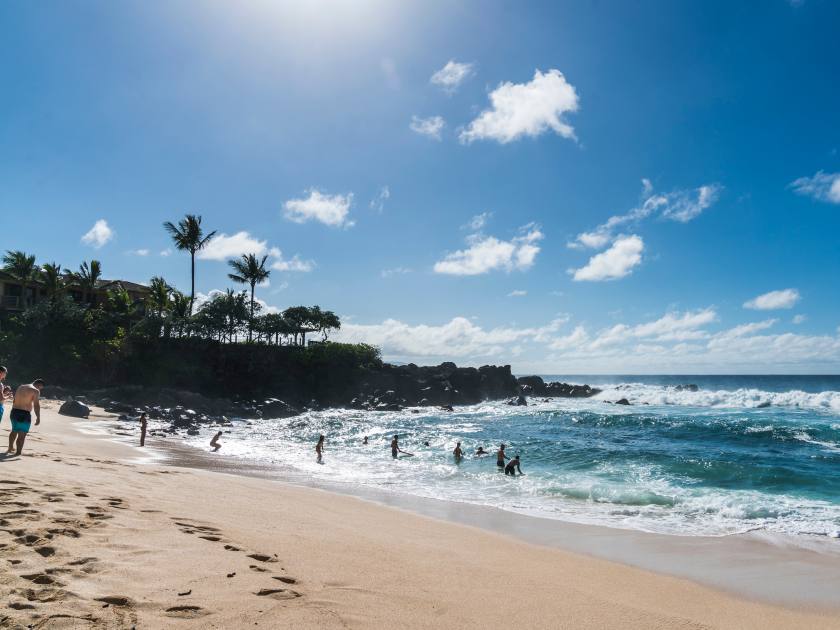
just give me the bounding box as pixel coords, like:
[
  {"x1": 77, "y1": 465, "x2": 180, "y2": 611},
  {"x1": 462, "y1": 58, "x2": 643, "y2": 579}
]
[{"x1": 1, "y1": 402, "x2": 839, "y2": 629}]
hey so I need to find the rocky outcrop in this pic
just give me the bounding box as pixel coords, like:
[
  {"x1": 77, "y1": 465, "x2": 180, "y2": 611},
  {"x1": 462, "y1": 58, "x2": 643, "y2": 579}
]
[
  {"x1": 517, "y1": 376, "x2": 601, "y2": 398},
  {"x1": 58, "y1": 399, "x2": 91, "y2": 418},
  {"x1": 345, "y1": 363, "x2": 519, "y2": 411}
]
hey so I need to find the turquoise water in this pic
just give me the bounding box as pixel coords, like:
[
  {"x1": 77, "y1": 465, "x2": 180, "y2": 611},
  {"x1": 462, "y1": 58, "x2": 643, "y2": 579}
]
[{"x1": 183, "y1": 376, "x2": 840, "y2": 539}]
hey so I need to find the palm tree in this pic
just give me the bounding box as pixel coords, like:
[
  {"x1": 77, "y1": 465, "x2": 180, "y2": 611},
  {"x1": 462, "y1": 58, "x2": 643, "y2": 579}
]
[
  {"x1": 146, "y1": 276, "x2": 172, "y2": 318},
  {"x1": 227, "y1": 253, "x2": 270, "y2": 342},
  {"x1": 74, "y1": 260, "x2": 102, "y2": 306},
  {"x1": 40, "y1": 262, "x2": 65, "y2": 301},
  {"x1": 2, "y1": 250, "x2": 38, "y2": 308},
  {"x1": 163, "y1": 214, "x2": 216, "y2": 316}
]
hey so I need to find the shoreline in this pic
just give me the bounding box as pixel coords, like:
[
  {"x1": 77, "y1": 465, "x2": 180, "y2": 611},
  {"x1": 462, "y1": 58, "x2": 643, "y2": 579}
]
[
  {"x1": 3, "y1": 403, "x2": 840, "y2": 628},
  {"x1": 94, "y1": 407, "x2": 840, "y2": 611}
]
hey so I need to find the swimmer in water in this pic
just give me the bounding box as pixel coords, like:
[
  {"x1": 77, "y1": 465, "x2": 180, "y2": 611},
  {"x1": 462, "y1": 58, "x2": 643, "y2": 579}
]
[
  {"x1": 453, "y1": 441, "x2": 463, "y2": 462},
  {"x1": 475, "y1": 446, "x2": 488, "y2": 456}
]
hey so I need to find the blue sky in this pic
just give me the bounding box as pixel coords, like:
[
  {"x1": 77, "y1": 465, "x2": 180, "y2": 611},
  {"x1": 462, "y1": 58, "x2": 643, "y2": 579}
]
[{"x1": 2, "y1": 0, "x2": 839, "y2": 373}]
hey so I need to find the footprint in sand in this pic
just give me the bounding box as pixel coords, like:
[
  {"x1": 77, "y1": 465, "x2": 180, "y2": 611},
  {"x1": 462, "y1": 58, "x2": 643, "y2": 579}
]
[
  {"x1": 255, "y1": 588, "x2": 301, "y2": 600},
  {"x1": 95, "y1": 595, "x2": 133, "y2": 606},
  {"x1": 247, "y1": 553, "x2": 278, "y2": 563},
  {"x1": 21, "y1": 573, "x2": 63, "y2": 586},
  {"x1": 165, "y1": 605, "x2": 211, "y2": 619},
  {"x1": 272, "y1": 576, "x2": 298, "y2": 584}
]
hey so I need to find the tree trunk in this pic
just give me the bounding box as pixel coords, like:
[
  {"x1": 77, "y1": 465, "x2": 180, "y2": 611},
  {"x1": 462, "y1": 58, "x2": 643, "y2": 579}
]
[
  {"x1": 189, "y1": 251, "x2": 196, "y2": 316},
  {"x1": 248, "y1": 282, "x2": 255, "y2": 343}
]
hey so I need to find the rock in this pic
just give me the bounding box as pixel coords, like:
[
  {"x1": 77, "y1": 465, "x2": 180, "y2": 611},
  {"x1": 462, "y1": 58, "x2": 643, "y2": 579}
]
[
  {"x1": 756, "y1": 401, "x2": 771, "y2": 409},
  {"x1": 260, "y1": 399, "x2": 299, "y2": 418},
  {"x1": 615, "y1": 398, "x2": 631, "y2": 405},
  {"x1": 58, "y1": 399, "x2": 91, "y2": 419},
  {"x1": 516, "y1": 377, "x2": 601, "y2": 398},
  {"x1": 103, "y1": 401, "x2": 136, "y2": 414},
  {"x1": 506, "y1": 395, "x2": 528, "y2": 406}
]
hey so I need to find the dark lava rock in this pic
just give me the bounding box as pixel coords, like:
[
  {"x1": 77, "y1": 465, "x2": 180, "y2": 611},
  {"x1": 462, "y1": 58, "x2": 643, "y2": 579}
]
[
  {"x1": 614, "y1": 398, "x2": 631, "y2": 405},
  {"x1": 260, "y1": 398, "x2": 299, "y2": 418},
  {"x1": 517, "y1": 376, "x2": 601, "y2": 398},
  {"x1": 506, "y1": 395, "x2": 528, "y2": 406},
  {"x1": 58, "y1": 399, "x2": 91, "y2": 419}
]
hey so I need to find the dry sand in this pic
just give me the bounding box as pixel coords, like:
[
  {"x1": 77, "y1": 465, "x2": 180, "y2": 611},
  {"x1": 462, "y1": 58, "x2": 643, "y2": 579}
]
[{"x1": 2, "y1": 401, "x2": 839, "y2": 629}]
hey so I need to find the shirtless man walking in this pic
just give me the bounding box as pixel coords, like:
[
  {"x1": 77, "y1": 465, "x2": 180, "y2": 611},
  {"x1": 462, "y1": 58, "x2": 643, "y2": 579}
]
[{"x1": 8, "y1": 379, "x2": 45, "y2": 456}]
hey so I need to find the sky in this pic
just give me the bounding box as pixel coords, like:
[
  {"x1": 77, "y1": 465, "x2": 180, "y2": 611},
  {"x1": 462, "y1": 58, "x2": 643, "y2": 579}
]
[{"x1": 1, "y1": 0, "x2": 839, "y2": 374}]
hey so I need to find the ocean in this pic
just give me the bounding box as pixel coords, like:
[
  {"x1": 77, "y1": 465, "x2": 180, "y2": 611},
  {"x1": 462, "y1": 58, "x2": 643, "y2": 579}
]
[{"x1": 181, "y1": 375, "x2": 840, "y2": 541}]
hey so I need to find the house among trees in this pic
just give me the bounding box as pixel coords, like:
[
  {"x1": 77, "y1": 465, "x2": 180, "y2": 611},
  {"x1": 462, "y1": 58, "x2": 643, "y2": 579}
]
[{"x1": 0, "y1": 269, "x2": 149, "y2": 312}]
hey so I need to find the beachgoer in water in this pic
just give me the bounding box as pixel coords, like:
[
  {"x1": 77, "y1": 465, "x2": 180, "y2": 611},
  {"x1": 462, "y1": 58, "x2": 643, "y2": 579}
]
[
  {"x1": 139, "y1": 412, "x2": 148, "y2": 447},
  {"x1": 316, "y1": 434, "x2": 325, "y2": 463},
  {"x1": 7, "y1": 379, "x2": 44, "y2": 456},
  {"x1": 505, "y1": 455, "x2": 523, "y2": 476},
  {"x1": 423, "y1": 441, "x2": 430, "y2": 447},
  {"x1": 392, "y1": 434, "x2": 415, "y2": 458},
  {"x1": 496, "y1": 444, "x2": 509, "y2": 469},
  {"x1": 363, "y1": 436, "x2": 369, "y2": 445},
  {"x1": 453, "y1": 441, "x2": 463, "y2": 462},
  {"x1": 210, "y1": 431, "x2": 223, "y2": 452},
  {"x1": 475, "y1": 446, "x2": 488, "y2": 456}
]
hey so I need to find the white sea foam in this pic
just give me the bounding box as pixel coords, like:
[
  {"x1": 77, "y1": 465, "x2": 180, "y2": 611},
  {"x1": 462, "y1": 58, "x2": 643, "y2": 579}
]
[{"x1": 592, "y1": 384, "x2": 840, "y2": 414}]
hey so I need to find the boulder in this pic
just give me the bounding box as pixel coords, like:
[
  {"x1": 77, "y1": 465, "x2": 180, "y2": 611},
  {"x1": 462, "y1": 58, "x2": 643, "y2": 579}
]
[
  {"x1": 615, "y1": 398, "x2": 631, "y2": 405},
  {"x1": 260, "y1": 398, "x2": 299, "y2": 418},
  {"x1": 58, "y1": 399, "x2": 91, "y2": 419},
  {"x1": 506, "y1": 395, "x2": 528, "y2": 406}
]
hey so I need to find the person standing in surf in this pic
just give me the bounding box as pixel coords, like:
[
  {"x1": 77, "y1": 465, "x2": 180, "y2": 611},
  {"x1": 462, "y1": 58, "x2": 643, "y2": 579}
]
[
  {"x1": 505, "y1": 455, "x2": 523, "y2": 476},
  {"x1": 496, "y1": 443, "x2": 509, "y2": 470},
  {"x1": 139, "y1": 412, "x2": 148, "y2": 447},
  {"x1": 7, "y1": 379, "x2": 44, "y2": 456},
  {"x1": 453, "y1": 441, "x2": 463, "y2": 462},
  {"x1": 391, "y1": 435, "x2": 413, "y2": 458},
  {"x1": 316, "y1": 434, "x2": 325, "y2": 463}
]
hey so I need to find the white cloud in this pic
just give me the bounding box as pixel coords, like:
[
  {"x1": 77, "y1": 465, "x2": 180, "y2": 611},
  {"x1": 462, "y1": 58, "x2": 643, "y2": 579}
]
[
  {"x1": 789, "y1": 171, "x2": 840, "y2": 204},
  {"x1": 194, "y1": 289, "x2": 280, "y2": 315},
  {"x1": 744, "y1": 288, "x2": 801, "y2": 310},
  {"x1": 381, "y1": 267, "x2": 412, "y2": 278},
  {"x1": 507, "y1": 290, "x2": 527, "y2": 297},
  {"x1": 81, "y1": 219, "x2": 114, "y2": 249},
  {"x1": 793, "y1": 314, "x2": 807, "y2": 325},
  {"x1": 369, "y1": 186, "x2": 390, "y2": 213},
  {"x1": 464, "y1": 212, "x2": 491, "y2": 231},
  {"x1": 460, "y1": 69, "x2": 579, "y2": 144},
  {"x1": 127, "y1": 248, "x2": 149, "y2": 256},
  {"x1": 283, "y1": 189, "x2": 354, "y2": 228},
  {"x1": 434, "y1": 226, "x2": 543, "y2": 276},
  {"x1": 410, "y1": 115, "x2": 445, "y2": 140},
  {"x1": 332, "y1": 307, "x2": 840, "y2": 372},
  {"x1": 430, "y1": 60, "x2": 474, "y2": 93},
  {"x1": 160, "y1": 248, "x2": 172, "y2": 257},
  {"x1": 198, "y1": 231, "x2": 268, "y2": 261},
  {"x1": 334, "y1": 316, "x2": 567, "y2": 361},
  {"x1": 570, "y1": 235, "x2": 643, "y2": 282},
  {"x1": 569, "y1": 180, "x2": 721, "y2": 249},
  {"x1": 270, "y1": 249, "x2": 315, "y2": 273}
]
